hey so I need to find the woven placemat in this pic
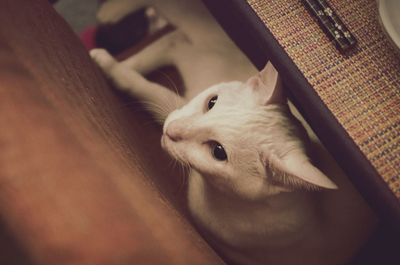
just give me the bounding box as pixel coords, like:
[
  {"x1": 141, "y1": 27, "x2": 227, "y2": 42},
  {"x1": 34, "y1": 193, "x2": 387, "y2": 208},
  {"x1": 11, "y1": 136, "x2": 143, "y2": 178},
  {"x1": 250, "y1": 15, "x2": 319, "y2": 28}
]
[{"x1": 246, "y1": 0, "x2": 400, "y2": 198}]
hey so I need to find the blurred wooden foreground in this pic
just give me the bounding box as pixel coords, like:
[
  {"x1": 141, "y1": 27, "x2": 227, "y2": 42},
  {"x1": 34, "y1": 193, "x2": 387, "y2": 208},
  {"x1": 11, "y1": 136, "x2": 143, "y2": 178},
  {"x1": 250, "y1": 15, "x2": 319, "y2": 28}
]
[{"x1": 0, "y1": 0, "x2": 224, "y2": 264}]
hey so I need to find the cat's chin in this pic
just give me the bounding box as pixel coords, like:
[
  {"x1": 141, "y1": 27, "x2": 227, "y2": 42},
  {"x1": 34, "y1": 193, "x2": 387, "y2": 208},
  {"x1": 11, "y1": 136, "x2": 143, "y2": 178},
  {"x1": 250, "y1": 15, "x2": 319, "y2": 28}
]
[
  {"x1": 161, "y1": 134, "x2": 173, "y2": 155},
  {"x1": 161, "y1": 134, "x2": 184, "y2": 163}
]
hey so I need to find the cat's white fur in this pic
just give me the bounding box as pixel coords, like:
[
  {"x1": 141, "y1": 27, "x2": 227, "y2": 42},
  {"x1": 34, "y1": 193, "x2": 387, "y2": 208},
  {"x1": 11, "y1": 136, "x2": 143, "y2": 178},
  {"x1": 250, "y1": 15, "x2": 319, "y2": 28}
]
[{"x1": 90, "y1": 1, "x2": 376, "y2": 264}]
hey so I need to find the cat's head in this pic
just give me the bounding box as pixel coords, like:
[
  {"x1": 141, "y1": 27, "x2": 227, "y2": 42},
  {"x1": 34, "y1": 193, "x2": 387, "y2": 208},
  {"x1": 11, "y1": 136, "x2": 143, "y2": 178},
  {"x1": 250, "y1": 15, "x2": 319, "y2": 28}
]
[{"x1": 161, "y1": 62, "x2": 337, "y2": 199}]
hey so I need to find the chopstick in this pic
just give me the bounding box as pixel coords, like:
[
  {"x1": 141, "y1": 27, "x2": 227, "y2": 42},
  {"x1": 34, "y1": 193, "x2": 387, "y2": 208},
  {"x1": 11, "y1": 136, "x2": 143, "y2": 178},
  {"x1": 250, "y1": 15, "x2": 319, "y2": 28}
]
[{"x1": 302, "y1": 0, "x2": 357, "y2": 52}]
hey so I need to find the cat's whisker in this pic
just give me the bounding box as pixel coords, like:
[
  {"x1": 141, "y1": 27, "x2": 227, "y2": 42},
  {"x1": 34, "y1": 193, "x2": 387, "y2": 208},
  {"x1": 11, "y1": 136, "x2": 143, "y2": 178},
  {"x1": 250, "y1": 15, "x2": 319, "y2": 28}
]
[
  {"x1": 142, "y1": 100, "x2": 171, "y2": 119},
  {"x1": 104, "y1": 101, "x2": 167, "y2": 132},
  {"x1": 157, "y1": 70, "x2": 182, "y2": 109},
  {"x1": 109, "y1": 101, "x2": 145, "y2": 112},
  {"x1": 176, "y1": 163, "x2": 188, "y2": 195},
  {"x1": 143, "y1": 101, "x2": 166, "y2": 112},
  {"x1": 104, "y1": 101, "x2": 168, "y2": 121},
  {"x1": 167, "y1": 158, "x2": 175, "y2": 170},
  {"x1": 156, "y1": 117, "x2": 166, "y2": 124},
  {"x1": 173, "y1": 161, "x2": 189, "y2": 195},
  {"x1": 142, "y1": 119, "x2": 161, "y2": 129}
]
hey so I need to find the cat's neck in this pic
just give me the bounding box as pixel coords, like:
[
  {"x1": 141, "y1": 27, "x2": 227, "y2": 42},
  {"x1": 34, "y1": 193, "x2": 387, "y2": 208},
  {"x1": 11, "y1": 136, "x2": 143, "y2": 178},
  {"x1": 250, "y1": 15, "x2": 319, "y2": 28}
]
[{"x1": 188, "y1": 171, "x2": 319, "y2": 248}]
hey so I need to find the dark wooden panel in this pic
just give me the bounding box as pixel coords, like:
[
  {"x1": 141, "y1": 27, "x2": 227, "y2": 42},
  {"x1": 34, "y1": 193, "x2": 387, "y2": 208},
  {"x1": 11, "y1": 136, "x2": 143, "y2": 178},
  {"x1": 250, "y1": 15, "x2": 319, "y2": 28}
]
[{"x1": 0, "y1": 0, "x2": 224, "y2": 264}]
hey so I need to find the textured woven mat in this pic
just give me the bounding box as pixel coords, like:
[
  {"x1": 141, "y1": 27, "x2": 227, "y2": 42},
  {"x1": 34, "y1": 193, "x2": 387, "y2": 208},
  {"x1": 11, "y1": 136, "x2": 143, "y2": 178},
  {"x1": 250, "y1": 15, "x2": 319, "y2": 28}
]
[{"x1": 246, "y1": 0, "x2": 400, "y2": 198}]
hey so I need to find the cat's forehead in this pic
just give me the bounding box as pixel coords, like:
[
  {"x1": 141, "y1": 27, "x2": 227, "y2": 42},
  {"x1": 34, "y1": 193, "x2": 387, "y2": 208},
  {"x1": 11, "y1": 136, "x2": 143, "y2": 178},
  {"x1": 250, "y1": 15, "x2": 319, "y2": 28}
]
[
  {"x1": 192, "y1": 81, "x2": 256, "y2": 107},
  {"x1": 201, "y1": 81, "x2": 244, "y2": 98}
]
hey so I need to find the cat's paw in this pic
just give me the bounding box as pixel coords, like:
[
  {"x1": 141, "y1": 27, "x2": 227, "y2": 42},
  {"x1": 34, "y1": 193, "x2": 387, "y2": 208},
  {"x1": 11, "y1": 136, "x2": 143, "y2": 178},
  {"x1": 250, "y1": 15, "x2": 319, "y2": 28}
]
[
  {"x1": 97, "y1": 1, "x2": 131, "y2": 24},
  {"x1": 90, "y1": 48, "x2": 117, "y2": 73},
  {"x1": 146, "y1": 7, "x2": 168, "y2": 34}
]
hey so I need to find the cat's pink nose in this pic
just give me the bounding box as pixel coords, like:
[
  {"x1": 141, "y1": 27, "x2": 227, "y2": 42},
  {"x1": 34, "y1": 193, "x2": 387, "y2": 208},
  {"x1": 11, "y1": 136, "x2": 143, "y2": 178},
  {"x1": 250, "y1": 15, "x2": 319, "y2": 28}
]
[{"x1": 166, "y1": 121, "x2": 183, "y2": 142}]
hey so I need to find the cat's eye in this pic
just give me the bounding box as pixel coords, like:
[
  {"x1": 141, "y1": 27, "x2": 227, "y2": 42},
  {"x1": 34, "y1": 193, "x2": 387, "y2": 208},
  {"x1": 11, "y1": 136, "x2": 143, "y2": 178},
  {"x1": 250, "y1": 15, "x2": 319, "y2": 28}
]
[
  {"x1": 207, "y1": 95, "x2": 218, "y2": 110},
  {"x1": 211, "y1": 141, "x2": 227, "y2": 161}
]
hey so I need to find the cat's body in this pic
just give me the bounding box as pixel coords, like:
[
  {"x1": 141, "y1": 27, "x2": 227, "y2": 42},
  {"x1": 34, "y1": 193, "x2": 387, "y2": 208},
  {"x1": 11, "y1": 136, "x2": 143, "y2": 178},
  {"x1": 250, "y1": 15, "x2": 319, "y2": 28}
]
[
  {"x1": 91, "y1": 1, "x2": 376, "y2": 264},
  {"x1": 187, "y1": 137, "x2": 372, "y2": 265}
]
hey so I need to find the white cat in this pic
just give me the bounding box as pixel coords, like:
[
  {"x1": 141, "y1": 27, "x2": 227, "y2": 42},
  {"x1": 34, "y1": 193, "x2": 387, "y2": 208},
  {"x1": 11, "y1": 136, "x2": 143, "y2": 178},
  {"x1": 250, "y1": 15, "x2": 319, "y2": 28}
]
[{"x1": 90, "y1": 1, "x2": 376, "y2": 264}]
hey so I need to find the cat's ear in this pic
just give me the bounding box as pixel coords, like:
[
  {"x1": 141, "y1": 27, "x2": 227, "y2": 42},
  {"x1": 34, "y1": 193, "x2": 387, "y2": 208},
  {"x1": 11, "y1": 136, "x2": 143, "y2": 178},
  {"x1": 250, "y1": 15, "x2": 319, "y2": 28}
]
[
  {"x1": 262, "y1": 151, "x2": 338, "y2": 190},
  {"x1": 246, "y1": 62, "x2": 286, "y2": 105}
]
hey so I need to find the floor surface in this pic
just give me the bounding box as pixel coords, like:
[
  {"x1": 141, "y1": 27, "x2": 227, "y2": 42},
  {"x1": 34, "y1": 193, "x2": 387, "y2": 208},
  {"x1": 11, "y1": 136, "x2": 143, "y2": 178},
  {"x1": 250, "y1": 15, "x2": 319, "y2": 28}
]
[{"x1": 54, "y1": 0, "x2": 98, "y2": 32}]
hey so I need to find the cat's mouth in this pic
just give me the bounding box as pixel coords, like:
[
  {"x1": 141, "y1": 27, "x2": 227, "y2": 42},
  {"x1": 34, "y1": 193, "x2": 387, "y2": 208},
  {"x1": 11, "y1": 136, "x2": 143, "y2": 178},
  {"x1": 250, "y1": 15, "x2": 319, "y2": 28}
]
[{"x1": 161, "y1": 134, "x2": 184, "y2": 162}]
